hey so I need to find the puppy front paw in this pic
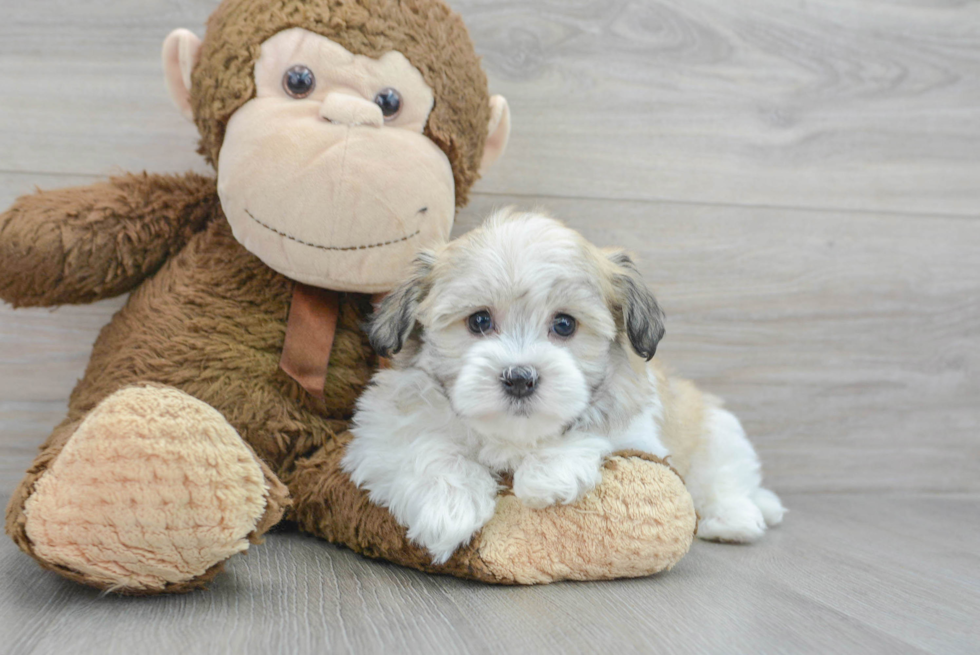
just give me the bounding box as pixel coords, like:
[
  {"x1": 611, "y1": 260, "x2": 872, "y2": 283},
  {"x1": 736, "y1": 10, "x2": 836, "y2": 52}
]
[
  {"x1": 513, "y1": 447, "x2": 605, "y2": 509},
  {"x1": 406, "y1": 487, "x2": 498, "y2": 564}
]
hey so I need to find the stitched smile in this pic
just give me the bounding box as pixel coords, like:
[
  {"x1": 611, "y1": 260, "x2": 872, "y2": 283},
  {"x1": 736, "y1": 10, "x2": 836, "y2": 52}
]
[{"x1": 244, "y1": 209, "x2": 421, "y2": 252}]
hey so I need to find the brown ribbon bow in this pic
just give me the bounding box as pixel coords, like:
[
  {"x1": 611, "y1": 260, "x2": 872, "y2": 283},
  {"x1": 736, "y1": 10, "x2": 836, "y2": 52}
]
[{"x1": 280, "y1": 284, "x2": 389, "y2": 397}]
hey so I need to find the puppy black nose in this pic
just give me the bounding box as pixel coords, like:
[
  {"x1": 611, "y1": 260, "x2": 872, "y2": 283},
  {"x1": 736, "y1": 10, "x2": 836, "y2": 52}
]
[{"x1": 500, "y1": 366, "x2": 538, "y2": 399}]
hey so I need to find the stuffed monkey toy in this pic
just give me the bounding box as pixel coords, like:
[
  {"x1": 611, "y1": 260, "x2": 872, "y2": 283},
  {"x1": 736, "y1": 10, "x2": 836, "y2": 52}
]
[{"x1": 0, "y1": 0, "x2": 696, "y2": 594}]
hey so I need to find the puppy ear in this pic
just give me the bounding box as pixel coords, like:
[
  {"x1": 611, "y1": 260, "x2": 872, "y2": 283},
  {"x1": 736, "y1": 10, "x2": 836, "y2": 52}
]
[
  {"x1": 608, "y1": 252, "x2": 666, "y2": 361},
  {"x1": 368, "y1": 252, "x2": 435, "y2": 357}
]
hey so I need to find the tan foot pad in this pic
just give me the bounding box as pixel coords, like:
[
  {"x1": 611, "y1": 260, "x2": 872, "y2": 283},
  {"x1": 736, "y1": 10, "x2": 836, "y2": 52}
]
[
  {"x1": 471, "y1": 454, "x2": 697, "y2": 584},
  {"x1": 23, "y1": 386, "x2": 271, "y2": 592}
]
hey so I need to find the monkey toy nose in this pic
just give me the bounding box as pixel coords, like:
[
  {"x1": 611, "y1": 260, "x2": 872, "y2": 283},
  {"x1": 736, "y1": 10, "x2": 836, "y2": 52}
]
[
  {"x1": 500, "y1": 366, "x2": 538, "y2": 399},
  {"x1": 319, "y1": 92, "x2": 384, "y2": 127}
]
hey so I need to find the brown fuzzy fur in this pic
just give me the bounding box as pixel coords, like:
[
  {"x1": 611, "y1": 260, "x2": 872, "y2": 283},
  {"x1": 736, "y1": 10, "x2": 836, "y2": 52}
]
[
  {"x1": 0, "y1": 0, "x2": 695, "y2": 593},
  {"x1": 0, "y1": 173, "x2": 218, "y2": 307}
]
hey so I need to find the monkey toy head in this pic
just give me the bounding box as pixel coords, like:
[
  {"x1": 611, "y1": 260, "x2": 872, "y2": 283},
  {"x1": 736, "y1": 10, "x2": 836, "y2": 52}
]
[{"x1": 162, "y1": 0, "x2": 510, "y2": 293}]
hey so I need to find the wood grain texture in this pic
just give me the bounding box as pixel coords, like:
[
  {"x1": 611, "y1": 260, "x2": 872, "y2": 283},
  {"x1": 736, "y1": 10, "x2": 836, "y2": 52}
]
[
  {"x1": 460, "y1": 0, "x2": 980, "y2": 215},
  {"x1": 1, "y1": 0, "x2": 979, "y2": 214},
  {"x1": 0, "y1": 492, "x2": 976, "y2": 655}
]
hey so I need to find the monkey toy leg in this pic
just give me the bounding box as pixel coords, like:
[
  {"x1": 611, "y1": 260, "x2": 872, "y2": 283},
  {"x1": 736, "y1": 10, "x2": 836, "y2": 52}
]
[
  {"x1": 5, "y1": 384, "x2": 290, "y2": 594},
  {"x1": 287, "y1": 434, "x2": 697, "y2": 584}
]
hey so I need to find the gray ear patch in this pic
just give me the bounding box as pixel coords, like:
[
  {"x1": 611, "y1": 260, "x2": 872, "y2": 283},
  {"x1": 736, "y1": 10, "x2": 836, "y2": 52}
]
[
  {"x1": 610, "y1": 252, "x2": 665, "y2": 360},
  {"x1": 367, "y1": 252, "x2": 434, "y2": 358}
]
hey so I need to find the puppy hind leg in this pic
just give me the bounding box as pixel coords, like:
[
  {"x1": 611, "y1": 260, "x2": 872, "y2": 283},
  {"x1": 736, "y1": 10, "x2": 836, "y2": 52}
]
[
  {"x1": 752, "y1": 487, "x2": 786, "y2": 527},
  {"x1": 687, "y1": 406, "x2": 781, "y2": 543}
]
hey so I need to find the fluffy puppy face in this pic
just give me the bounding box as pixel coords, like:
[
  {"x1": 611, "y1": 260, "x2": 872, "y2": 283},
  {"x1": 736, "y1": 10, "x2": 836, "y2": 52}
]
[{"x1": 369, "y1": 209, "x2": 666, "y2": 441}]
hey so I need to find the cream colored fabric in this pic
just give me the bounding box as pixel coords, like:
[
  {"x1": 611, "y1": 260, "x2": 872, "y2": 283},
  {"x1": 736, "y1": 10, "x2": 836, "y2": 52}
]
[
  {"x1": 476, "y1": 455, "x2": 696, "y2": 584},
  {"x1": 23, "y1": 386, "x2": 270, "y2": 591},
  {"x1": 217, "y1": 28, "x2": 456, "y2": 293},
  {"x1": 480, "y1": 95, "x2": 510, "y2": 175},
  {"x1": 162, "y1": 28, "x2": 202, "y2": 122}
]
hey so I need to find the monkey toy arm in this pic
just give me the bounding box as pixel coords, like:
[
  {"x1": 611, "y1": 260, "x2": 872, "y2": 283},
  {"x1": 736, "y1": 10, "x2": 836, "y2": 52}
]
[{"x1": 0, "y1": 171, "x2": 218, "y2": 307}]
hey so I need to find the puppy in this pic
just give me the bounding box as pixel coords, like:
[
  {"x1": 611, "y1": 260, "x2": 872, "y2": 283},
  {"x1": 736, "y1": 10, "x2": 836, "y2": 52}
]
[{"x1": 342, "y1": 209, "x2": 785, "y2": 563}]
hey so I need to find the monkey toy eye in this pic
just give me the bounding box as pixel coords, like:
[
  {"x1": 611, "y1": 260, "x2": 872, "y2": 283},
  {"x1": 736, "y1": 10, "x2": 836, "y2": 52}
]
[
  {"x1": 373, "y1": 88, "x2": 402, "y2": 119},
  {"x1": 467, "y1": 310, "x2": 494, "y2": 335},
  {"x1": 283, "y1": 65, "x2": 316, "y2": 98},
  {"x1": 551, "y1": 314, "x2": 577, "y2": 338}
]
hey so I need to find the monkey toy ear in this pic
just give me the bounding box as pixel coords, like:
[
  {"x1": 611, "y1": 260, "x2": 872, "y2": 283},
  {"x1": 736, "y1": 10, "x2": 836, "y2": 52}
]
[
  {"x1": 367, "y1": 253, "x2": 436, "y2": 358},
  {"x1": 479, "y1": 95, "x2": 511, "y2": 175},
  {"x1": 162, "y1": 28, "x2": 203, "y2": 122},
  {"x1": 607, "y1": 252, "x2": 666, "y2": 361}
]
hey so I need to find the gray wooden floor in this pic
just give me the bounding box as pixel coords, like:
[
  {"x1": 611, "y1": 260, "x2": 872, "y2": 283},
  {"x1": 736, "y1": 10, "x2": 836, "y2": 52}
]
[{"x1": 1, "y1": 0, "x2": 978, "y2": 653}]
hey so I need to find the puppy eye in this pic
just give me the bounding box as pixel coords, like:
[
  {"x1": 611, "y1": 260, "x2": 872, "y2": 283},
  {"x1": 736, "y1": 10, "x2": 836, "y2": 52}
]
[
  {"x1": 283, "y1": 65, "x2": 316, "y2": 98},
  {"x1": 467, "y1": 310, "x2": 494, "y2": 335},
  {"x1": 374, "y1": 88, "x2": 402, "y2": 120},
  {"x1": 551, "y1": 313, "x2": 577, "y2": 338}
]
